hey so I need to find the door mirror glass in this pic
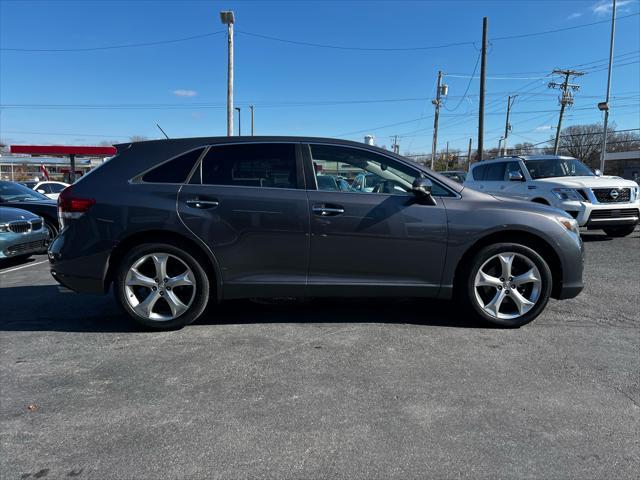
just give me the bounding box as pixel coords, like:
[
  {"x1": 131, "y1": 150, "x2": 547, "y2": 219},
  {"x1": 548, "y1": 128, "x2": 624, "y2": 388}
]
[
  {"x1": 411, "y1": 178, "x2": 433, "y2": 196},
  {"x1": 508, "y1": 171, "x2": 524, "y2": 181},
  {"x1": 594, "y1": 168, "x2": 603, "y2": 176}
]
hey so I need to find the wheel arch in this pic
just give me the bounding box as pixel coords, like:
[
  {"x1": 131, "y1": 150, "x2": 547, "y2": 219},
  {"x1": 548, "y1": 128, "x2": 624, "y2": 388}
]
[
  {"x1": 454, "y1": 230, "x2": 563, "y2": 299},
  {"x1": 104, "y1": 229, "x2": 222, "y2": 300}
]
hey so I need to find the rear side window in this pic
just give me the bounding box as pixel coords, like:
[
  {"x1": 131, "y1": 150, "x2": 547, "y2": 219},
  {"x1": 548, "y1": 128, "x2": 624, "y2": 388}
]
[
  {"x1": 485, "y1": 162, "x2": 506, "y2": 181},
  {"x1": 471, "y1": 164, "x2": 487, "y2": 181},
  {"x1": 142, "y1": 148, "x2": 204, "y2": 183},
  {"x1": 195, "y1": 143, "x2": 298, "y2": 189}
]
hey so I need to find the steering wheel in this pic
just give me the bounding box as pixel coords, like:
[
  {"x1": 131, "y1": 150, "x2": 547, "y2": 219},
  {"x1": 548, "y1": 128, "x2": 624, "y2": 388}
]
[{"x1": 373, "y1": 181, "x2": 395, "y2": 194}]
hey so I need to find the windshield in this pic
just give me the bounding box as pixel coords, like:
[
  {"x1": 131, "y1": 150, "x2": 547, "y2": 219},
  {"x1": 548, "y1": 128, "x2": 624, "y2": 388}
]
[
  {"x1": 524, "y1": 159, "x2": 594, "y2": 179},
  {"x1": 0, "y1": 181, "x2": 50, "y2": 202}
]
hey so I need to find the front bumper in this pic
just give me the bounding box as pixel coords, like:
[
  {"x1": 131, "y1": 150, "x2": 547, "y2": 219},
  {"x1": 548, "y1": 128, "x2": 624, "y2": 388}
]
[
  {"x1": 0, "y1": 230, "x2": 49, "y2": 259},
  {"x1": 552, "y1": 199, "x2": 639, "y2": 228}
]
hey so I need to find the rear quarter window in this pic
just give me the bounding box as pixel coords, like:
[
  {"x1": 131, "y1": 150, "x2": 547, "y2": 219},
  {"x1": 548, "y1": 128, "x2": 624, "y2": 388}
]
[{"x1": 142, "y1": 148, "x2": 204, "y2": 183}]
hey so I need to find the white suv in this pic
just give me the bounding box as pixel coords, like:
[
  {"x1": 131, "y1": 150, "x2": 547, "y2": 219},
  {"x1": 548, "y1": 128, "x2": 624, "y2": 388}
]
[{"x1": 465, "y1": 155, "x2": 640, "y2": 237}]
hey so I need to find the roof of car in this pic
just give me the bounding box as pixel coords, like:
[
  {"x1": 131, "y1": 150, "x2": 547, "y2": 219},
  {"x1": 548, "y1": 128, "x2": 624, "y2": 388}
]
[{"x1": 470, "y1": 155, "x2": 578, "y2": 167}]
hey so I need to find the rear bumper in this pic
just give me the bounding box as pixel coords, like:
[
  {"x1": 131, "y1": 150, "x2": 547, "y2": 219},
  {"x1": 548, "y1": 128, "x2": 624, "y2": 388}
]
[{"x1": 47, "y1": 228, "x2": 112, "y2": 294}]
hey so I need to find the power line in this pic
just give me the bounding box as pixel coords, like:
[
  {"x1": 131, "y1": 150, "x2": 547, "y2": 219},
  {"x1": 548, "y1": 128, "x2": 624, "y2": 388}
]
[
  {"x1": 3, "y1": 12, "x2": 638, "y2": 53},
  {"x1": 0, "y1": 31, "x2": 225, "y2": 52}
]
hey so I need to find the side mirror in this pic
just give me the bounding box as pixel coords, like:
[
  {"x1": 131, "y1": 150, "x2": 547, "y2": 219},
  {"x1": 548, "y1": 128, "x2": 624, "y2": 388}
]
[
  {"x1": 37, "y1": 189, "x2": 46, "y2": 194},
  {"x1": 594, "y1": 169, "x2": 603, "y2": 176},
  {"x1": 412, "y1": 177, "x2": 433, "y2": 196},
  {"x1": 412, "y1": 178, "x2": 437, "y2": 205},
  {"x1": 508, "y1": 171, "x2": 524, "y2": 182}
]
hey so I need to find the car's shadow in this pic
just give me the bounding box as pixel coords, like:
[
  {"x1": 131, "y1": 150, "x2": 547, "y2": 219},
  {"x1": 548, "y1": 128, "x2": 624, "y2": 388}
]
[
  {"x1": 0, "y1": 254, "x2": 45, "y2": 270},
  {"x1": 580, "y1": 231, "x2": 613, "y2": 243},
  {"x1": 0, "y1": 285, "x2": 489, "y2": 333}
]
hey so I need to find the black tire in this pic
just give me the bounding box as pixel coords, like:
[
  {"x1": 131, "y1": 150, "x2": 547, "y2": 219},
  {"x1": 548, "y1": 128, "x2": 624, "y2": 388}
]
[
  {"x1": 603, "y1": 225, "x2": 636, "y2": 237},
  {"x1": 461, "y1": 243, "x2": 553, "y2": 328},
  {"x1": 114, "y1": 243, "x2": 210, "y2": 330},
  {"x1": 43, "y1": 219, "x2": 58, "y2": 246}
]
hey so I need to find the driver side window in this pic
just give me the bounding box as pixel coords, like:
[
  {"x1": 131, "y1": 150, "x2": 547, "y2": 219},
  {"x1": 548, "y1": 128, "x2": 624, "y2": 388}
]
[{"x1": 310, "y1": 144, "x2": 418, "y2": 195}]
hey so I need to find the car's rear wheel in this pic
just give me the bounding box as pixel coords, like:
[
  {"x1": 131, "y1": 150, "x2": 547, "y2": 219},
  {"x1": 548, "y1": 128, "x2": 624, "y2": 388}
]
[
  {"x1": 464, "y1": 243, "x2": 552, "y2": 327},
  {"x1": 603, "y1": 225, "x2": 636, "y2": 237},
  {"x1": 114, "y1": 243, "x2": 210, "y2": 330}
]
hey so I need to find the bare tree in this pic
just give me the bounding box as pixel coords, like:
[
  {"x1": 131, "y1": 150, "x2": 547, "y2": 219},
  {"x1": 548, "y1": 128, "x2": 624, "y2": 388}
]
[{"x1": 557, "y1": 123, "x2": 605, "y2": 165}]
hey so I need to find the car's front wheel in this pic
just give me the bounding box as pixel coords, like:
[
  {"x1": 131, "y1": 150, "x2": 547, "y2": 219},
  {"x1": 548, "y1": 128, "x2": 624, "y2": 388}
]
[
  {"x1": 114, "y1": 243, "x2": 210, "y2": 330},
  {"x1": 464, "y1": 243, "x2": 553, "y2": 327},
  {"x1": 603, "y1": 225, "x2": 636, "y2": 237}
]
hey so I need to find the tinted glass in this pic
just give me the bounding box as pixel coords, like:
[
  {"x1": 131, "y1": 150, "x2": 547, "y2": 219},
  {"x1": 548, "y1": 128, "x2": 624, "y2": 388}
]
[
  {"x1": 316, "y1": 175, "x2": 339, "y2": 191},
  {"x1": 505, "y1": 161, "x2": 524, "y2": 179},
  {"x1": 524, "y1": 158, "x2": 595, "y2": 179},
  {"x1": 48, "y1": 183, "x2": 66, "y2": 193},
  {"x1": 142, "y1": 148, "x2": 204, "y2": 183},
  {"x1": 472, "y1": 164, "x2": 486, "y2": 181},
  {"x1": 0, "y1": 181, "x2": 49, "y2": 202},
  {"x1": 485, "y1": 162, "x2": 506, "y2": 181},
  {"x1": 38, "y1": 184, "x2": 53, "y2": 193},
  {"x1": 197, "y1": 143, "x2": 298, "y2": 189},
  {"x1": 311, "y1": 145, "x2": 416, "y2": 195}
]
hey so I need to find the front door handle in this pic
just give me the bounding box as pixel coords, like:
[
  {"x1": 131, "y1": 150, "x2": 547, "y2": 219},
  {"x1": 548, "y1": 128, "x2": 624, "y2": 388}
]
[
  {"x1": 186, "y1": 198, "x2": 219, "y2": 209},
  {"x1": 312, "y1": 204, "x2": 344, "y2": 216}
]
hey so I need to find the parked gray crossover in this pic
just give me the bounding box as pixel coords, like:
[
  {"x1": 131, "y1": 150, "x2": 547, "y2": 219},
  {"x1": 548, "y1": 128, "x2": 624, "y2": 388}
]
[{"x1": 48, "y1": 137, "x2": 584, "y2": 329}]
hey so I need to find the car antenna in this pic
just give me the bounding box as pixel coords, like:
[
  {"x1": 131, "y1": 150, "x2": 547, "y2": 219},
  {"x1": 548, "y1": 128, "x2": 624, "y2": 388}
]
[{"x1": 156, "y1": 123, "x2": 170, "y2": 139}]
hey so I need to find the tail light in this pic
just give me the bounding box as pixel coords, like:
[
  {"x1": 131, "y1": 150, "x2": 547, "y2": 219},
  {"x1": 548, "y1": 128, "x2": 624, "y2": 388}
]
[{"x1": 58, "y1": 186, "x2": 95, "y2": 226}]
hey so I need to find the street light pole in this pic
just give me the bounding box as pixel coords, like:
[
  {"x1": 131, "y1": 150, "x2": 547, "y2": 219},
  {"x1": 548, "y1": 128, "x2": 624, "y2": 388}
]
[
  {"x1": 600, "y1": 0, "x2": 617, "y2": 173},
  {"x1": 235, "y1": 107, "x2": 241, "y2": 136},
  {"x1": 220, "y1": 11, "x2": 235, "y2": 136},
  {"x1": 250, "y1": 105, "x2": 255, "y2": 135}
]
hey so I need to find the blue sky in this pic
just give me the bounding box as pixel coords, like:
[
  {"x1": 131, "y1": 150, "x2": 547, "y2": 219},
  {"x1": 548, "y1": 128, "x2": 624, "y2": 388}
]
[{"x1": 0, "y1": 0, "x2": 638, "y2": 154}]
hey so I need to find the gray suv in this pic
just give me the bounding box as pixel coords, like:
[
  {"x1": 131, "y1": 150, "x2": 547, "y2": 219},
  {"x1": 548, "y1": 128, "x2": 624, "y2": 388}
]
[{"x1": 48, "y1": 137, "x2": 584, "y2": 330}]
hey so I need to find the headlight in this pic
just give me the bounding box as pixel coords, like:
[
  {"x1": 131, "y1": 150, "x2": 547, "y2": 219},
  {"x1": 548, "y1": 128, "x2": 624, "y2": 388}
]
[
  {"x1": 0, "y1": 223, "x2": 9, "y2": 233},
  {"x1": 552, "y1": 188, "x2": 583, "y2": 201},
  {"x1": 633, "y1": 186, "x2": 639, "y2": 201},
  {"x1": 554, "y1": 215, "x2": 580, "y2": 236}
]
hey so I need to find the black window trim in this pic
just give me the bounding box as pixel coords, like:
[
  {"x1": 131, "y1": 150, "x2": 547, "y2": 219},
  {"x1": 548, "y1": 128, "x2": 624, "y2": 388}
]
[
  {"x1": 133, "y1": 146, "x2": 207, "y2": 185},
  {"x1": 187, "y1": 141, "x2": 306, "y2": 191},
  {"x1": 303, "y1": 142, "x2": 459, "y2": 198}
]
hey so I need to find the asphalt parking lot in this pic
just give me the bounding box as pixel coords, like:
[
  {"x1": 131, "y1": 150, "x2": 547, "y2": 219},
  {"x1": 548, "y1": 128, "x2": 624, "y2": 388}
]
[{"x1": 1, "y1": 228, "x2": 638, "y2": 479}]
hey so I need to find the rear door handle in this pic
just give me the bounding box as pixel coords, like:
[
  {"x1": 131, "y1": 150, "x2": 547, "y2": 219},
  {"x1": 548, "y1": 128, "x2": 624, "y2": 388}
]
[
  {"x1": 186, "y1": 198, "x2": 219, "y2": 209},
  {"x1": 312, "y1": 204, "x2": 344, "y2": 216}
]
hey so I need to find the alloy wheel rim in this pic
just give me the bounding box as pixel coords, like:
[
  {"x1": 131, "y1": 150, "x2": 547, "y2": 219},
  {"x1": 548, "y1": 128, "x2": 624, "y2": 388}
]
[
  {"x1": 473, "y1": 252, "x2": 542, "y2": 320},
  {"x1": 124, "y1": 253, "x2": 196, "y2": 321}
]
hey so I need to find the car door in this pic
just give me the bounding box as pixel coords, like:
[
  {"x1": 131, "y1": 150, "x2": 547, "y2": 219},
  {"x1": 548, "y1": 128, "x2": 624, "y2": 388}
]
[
  {"x1": 481, "y1": 162, "x2": 507, "y2": 194},
  {"x1": 177, "y1": 142, "x2": 310, "y2": 298},
  {"x1": 497, "y1": 161, "x2": 528, "y2": 200},
  {"x1": 304, "y1": 143, "x2": 450, "y2": 297}
]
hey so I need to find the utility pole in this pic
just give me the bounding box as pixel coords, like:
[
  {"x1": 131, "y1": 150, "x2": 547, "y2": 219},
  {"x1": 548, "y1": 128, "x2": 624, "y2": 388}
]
[
  {"x1": 477, "y1": 16, "x2": 488, "y2": 161},
  {"x1": 502, "y1": 95, "x2": 516, "y2": 155},
  {"x1": 250, "y1": 105, "x2": 255, "y2": 135},
  {"x1": 392, "y1": 135, "x2": 400, "y2": 154},
  {"x1": 235, "y1": 107, "x2": 241, "y2": 136},
  {"x1": 599, "y1": 0, "x2": 617, "y2": 172},
  {"x1": 430, "y1": 70, "x2": 444, "y2": 170},
  {"x1": 549, "y1": 69, "x2": 584, "y2": 154},
  {"x1": 220, "y1": 11, "x2": 235, "y2": 136},
  {"x1": 467, "y1": 138, "x2": 473, "y2": 165}
]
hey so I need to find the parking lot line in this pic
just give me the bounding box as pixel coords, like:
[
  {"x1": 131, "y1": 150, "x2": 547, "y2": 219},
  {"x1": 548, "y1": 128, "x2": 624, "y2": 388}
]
[{"x1": 0, "y1": 259, "x2": 49, "y2": 275}]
